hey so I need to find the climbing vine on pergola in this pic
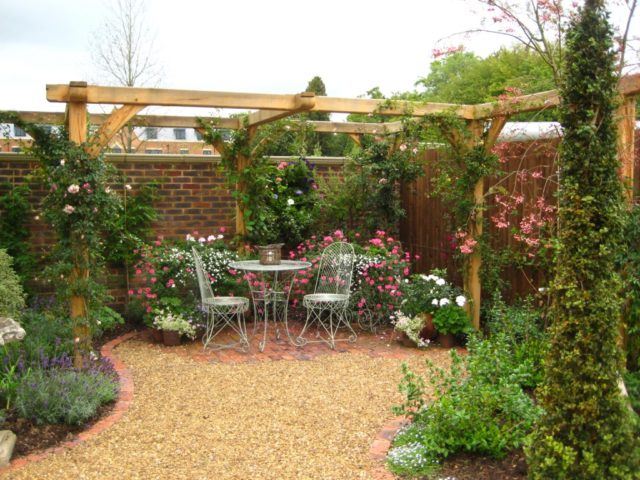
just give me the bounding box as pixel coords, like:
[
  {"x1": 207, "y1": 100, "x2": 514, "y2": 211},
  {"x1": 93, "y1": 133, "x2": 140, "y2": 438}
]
[{"x1": 10, "y1": 74, "x2": 640, "y2": 339}]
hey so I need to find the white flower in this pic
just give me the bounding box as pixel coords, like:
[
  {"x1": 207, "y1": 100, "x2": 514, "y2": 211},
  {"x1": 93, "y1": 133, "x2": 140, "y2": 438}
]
[
  {"x1": 67, "y1": 184, "x2": 80, "y2": 194},
  {"x1": 60, "y1": 159, "x2": 65, "y2": 166},
  {"x1": 186, "y1": 234, "x2": 195, "y2": 242},
  {"x1": 198, "y1": 237, "x2": 206, "y2": 243},
  {"x1": 217, "y1": 234, "x2": 224, "y2": 240},
  {"x1": 287, "y1": 198, "x2": 295, "y2": 206},
  {"x1": 207, "y1": 235, "x2": 216, "y2": 242},
  {"x1": 125, "y1": 184, "x2": 132, "y2": 190},
  {"x1": 420, "y1": 274, "x2": 428, "y2": 281},
  {"x1": 431, "y1": 299, "x2": 439, "y2": 306},
  {"x1": 435, "y1": 278, "x2": 446, "y2": 286},
  {"x1": 439, "y1": 298, "x2": 450, "y2": 306},
  {"x1": 62, "y1": 204, "x2": 75, "y2": 214},
  {"x1": 455, "y1": 295, "x2": 466, "y2": 307},
  {"x1": 105, "y1": 186, "x2": 112, "y2": 194}
]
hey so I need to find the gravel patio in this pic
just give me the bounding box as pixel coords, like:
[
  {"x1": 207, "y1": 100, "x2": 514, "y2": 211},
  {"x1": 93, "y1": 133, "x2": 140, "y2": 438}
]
[{"x1": 3, "y1": 328, "x2": 454, "y2": 480}]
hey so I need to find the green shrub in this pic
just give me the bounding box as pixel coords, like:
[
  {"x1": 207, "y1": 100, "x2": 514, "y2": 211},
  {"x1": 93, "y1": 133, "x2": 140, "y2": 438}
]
[
  {"x1": 15, "y1": 367, "x2": 118, "y2": 425},
  {"x1": 526, "y1": 2, "x2": 640, "y2": 478},
  {"x1": 485, "y1": 294, "x2": 548, "y2": 388},
  {"x1": 388, "y1": 335, "x2": 542, "y2": 476},
  {"x1": 0, "y1": 249, "x2": 25, "y2": 318}
]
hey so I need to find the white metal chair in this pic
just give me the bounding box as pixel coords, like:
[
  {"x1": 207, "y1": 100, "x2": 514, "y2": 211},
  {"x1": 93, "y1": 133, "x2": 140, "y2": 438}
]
[
  {"x1": 298, "y1": 242, "x2": 357, "y2": 349},
  {"x1": 192, "y1": 247, "x2": 251, "y2": 352}
]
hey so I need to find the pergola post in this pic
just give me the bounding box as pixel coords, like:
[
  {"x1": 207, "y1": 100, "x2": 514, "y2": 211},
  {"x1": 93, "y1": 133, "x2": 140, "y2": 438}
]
[
  {"x1": 617, "y1": 95, "x2": 637, "y2": 202},
  {"x1": 235, "y1": 126, "x2": 257, "y2": 240},
  {"x1": 65, "y1": 82, "x2": 90, "y2": 368}
]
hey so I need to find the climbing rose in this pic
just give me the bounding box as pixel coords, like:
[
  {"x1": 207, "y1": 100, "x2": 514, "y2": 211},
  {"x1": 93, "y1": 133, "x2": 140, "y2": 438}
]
[
  {"x1": 63, "y1": 204, "x2": 75, "y2": 214},
  {"x1": 67, "y1": 184, "x2": 80, "y2": 194}
]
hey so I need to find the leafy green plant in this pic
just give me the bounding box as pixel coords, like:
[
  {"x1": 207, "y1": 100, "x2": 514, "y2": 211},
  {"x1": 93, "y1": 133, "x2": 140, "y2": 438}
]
[
  {"x1": 389, "y1": 334, "x2": 542, "y2": 477},
  {"x1": 432, "y1": 304, "x2": 471, "y2": 335},
  {"x1": 0, "y1": 184, "x2": 35, "y2": 288},
  {"x1": 15, "y1": 366, "x2": 118, "y2": 425},
  {"x1": 485, "y1": 294, "x2": 548, "y2": 388},
  {"x1": 0, "y1": 249, "x2": 26, "y2": 318}
]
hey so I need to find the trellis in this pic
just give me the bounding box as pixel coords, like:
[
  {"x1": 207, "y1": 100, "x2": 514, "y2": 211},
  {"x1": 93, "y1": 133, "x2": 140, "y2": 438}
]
[{"x1": 10, "y1": 74, "x2": 640, "y2": 331}]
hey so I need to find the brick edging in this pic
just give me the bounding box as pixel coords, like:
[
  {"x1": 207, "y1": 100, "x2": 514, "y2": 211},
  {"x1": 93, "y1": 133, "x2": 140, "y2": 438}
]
[
  {"x1": 0, "y1": 331, "x2": 138, "y2": 473},
  {"x1": 369, "y1": 415, "x2": 409, "y2": 480}
]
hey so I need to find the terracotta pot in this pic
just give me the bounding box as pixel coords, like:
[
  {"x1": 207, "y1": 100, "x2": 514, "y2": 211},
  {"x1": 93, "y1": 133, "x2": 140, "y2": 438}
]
[
  {"x1": 417, "y1": 313, "x2": 437, "y2": 341},
  {"x1": 150, "y1": 328, "x2": 164, "y2": 343},
  {"x1": 162, "y1": 330, "x2": 181, "y2": 346},
  {"x1": 397, "y1": 331, "x2": 416, "y2": 348},
  {"x1": 438, "y1": 333, "x2": 456, "y2": 348}
]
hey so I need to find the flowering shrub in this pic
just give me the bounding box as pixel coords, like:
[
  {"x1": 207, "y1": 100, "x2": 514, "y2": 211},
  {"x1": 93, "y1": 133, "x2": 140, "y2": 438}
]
[
  {"x1": 248, "y1": 157, "x2": 319, "y2": 248},
  {"x1": 400, "y1": 270, "x2": 465, "y2": 317},
  {"x1": 288, "y1": 230, "x2": 416, "y2": 324},
  {"x1": 132, "y1": 230, "x2": 243, "y2": 322}
]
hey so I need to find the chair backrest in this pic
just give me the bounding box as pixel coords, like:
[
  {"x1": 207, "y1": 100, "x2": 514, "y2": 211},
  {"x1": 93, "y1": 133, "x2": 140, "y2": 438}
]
[
  {"x1": 192, "y1": 247, "x2": 215, "y2": 304},
  {"x1": 314, "y1": 242, "x2": 355, "y2": 296}
]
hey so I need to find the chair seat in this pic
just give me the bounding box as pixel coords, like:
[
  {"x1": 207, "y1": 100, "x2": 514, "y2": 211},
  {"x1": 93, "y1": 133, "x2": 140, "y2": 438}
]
[
  {"x1": 303, "y1": 293, "x2": 349, "y2": 306},
  {"x1": 204, "y1": 296, "x2": 249, "y2": 308}
]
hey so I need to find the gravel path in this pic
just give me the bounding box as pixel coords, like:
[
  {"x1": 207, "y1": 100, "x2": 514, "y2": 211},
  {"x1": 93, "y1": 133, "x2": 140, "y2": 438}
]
[{"x1": 5, "y1": 338, "x2": 450, "y2": 480}]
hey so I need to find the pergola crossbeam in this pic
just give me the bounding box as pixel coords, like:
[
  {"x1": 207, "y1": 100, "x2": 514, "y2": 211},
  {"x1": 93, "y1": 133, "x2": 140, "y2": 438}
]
[{"x1": 246, "y1": 92, "x2": 316, "y2": 127}]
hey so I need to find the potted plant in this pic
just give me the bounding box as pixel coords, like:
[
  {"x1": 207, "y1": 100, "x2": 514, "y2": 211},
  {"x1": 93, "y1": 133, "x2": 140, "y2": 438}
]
[
  {"x1": 153, "y1": 309, "x2": 197, "y2": 346},
  {"x1": 432, "y1": 303, "x2": 471, "y2": 347},
  {"x1": 396, "y1": 270, "x2": 466, "y2": 345},
  {"x1": 392, "y1": 311, "x2": 432, "y2": 347}
]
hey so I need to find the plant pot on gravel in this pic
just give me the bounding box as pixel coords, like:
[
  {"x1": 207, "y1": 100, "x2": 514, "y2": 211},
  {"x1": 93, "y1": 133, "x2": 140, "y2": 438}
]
[
  {"x1": 150, "y1": 327, "x2": 164, "y2": 343},
  {"x1": 438, "y1": 332, "x2": 456, "y2": 348},
  {"x1": 162, "y1": 329, "x2": 181, "y2": 346}
]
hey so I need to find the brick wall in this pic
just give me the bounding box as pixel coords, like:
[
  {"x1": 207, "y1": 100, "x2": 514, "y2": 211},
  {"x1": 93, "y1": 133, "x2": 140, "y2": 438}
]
[{"x1": 0, "y1": 153, "x2": 346, "y2": 305}]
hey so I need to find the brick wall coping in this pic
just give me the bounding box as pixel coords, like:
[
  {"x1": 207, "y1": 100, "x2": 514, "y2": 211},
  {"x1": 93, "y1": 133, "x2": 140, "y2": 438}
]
[{"x1": 0, "y1": 152, "x2": 347, "y2": 166}]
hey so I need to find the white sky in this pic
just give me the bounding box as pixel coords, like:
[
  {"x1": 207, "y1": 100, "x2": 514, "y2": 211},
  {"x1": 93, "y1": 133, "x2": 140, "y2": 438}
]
[{"x1": 0, "y1": 0, "x2": 637, "y2": 118}]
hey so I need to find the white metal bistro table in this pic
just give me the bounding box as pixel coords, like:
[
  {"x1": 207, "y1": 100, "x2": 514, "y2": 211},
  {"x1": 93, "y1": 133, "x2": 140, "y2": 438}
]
[{"x1": 229, "y1": 260, "x2": 312, "y2": 351}]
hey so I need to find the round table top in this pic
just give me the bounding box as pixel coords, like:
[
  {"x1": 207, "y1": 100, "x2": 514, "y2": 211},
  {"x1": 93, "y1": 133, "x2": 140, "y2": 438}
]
[{"x1": 229, "y1": 259, "x2": 312, "y2": 272}]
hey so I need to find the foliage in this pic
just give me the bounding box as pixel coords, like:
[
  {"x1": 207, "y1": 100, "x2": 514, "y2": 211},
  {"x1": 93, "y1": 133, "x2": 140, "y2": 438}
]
[
  {"x1": 0, "y1": 184, "x2": 36, "y2": 288},
  {"x1": 200, "y1": 119, "x2": 320, "y2": 245},
  {"x1": 526, "y1": 2, "x2": 640, "y2": 478},
  {"x1": 132, "y1": 231, "x2": 243, "y2": 324},
  {"x1": 484, "y1": 293, "x2": 549, "y2": 388},
  {"x1": 432, "y1": 304, "x2": 471, "y2": 336},
  {"x1": 388, "y1": 334, "x2": 542, "y2": 477},
  {"x1": 250, "y1": 158, "x2": 319, "y2": 248},
  {"x1": 103, "y1": 180, "x2": 160, "y2": 267},
  {"x1": 416, "y1": 47, "x2": 556, "y2": 116},
  {"x1": 0, "y1": 249, "x2": 26, "y2": 318},
  {"x1": 624, "y1": 370, "x2": 640, "y2": 414},
  {"x1": 317, "y1": 129, "x2": 425, "y2": 238},
  {"x1": 14, "y1": 362, "x2": 118, "y2": 425},
  {"x1": 89, "y1": 305, "x2": 124, "y2": 338},
  {"x1": 619, "y1": 204, "x2": 640, "y2": 371},
  {"x1": 152, "y1": 309, "x2": 196, "y2": 339}
]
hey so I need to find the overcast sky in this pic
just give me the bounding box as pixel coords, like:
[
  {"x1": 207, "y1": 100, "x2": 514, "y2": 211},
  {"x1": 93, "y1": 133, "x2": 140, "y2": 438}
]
[{"x1": 0, "y1": 0, "x2": 636, "y2": 117}]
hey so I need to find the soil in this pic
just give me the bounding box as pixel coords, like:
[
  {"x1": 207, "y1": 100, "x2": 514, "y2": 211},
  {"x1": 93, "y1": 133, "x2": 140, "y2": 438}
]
[
  {"x1": 4, "y1": 403, "x2": 115, "y2": 458},
  {"x1": 434, "y1": 450, "x2": 528, "y2": 479}
]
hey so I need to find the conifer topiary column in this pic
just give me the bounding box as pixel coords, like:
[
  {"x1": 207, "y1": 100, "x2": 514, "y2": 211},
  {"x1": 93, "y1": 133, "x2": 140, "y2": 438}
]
[{"x1": 526, "y1": 1, "x2": 639, "y2": 478}]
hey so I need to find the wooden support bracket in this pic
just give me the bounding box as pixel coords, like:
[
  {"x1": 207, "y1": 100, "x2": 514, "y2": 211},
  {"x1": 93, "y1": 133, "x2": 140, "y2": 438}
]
[{"x1": 87, "y1": 104, "x2": 146, "y2": 157}]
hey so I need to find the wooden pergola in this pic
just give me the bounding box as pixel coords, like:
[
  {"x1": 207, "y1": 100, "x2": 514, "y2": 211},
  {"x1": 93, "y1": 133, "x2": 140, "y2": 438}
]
[{"x1": 11, "y1": 74, "x2": 640, "y2": 330}]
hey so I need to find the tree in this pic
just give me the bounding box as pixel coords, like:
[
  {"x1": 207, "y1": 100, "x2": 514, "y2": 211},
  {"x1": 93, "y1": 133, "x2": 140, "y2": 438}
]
[
  {"x1": 91, "y1": 0, "x2": 162, "y2": 151},
  {"x1": 92, "y1": 0, "x2": 162, "y2": 88},
  {"x1": 416, "y1": 47, "x2": 555, "y2": 106},
  {"x1": 526, "y1": 1, "x2": 640, "y2": 477}
]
